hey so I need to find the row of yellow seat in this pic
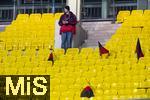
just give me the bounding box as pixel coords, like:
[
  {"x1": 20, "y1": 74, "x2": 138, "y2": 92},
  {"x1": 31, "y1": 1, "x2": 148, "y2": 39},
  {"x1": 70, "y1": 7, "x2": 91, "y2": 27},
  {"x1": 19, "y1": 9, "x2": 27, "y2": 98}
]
[
  {"x1": 51, "y1": 90, "x2": 149, "y2": 100},
  {"x1": 93, "y1": 10, "x2": 150, "y2": 100},
  {"x1": 15, "y1": 13, "x2": 63, "y2": 22},
  {"x1": 5, "y1": 13, "x2": 63, "y2": 32},
  {"x1": 0, "y1": 53, "x2": 149, "y2": 99},
  {"x1": 0, "y1": 11, "x2": 149, "y2": 99},
  {"x1": 0, "y1": 55, "x2": 148, "y2": 70},
  {"x1": 116, "y1": 10, "x2": 150, "y2": 23},
  {"x1": 0, "y1": 40, "x2": 54, "y2": 50},
  {"x1": 0, "y1": 48, "x2": 149, "y2": 100},
  {"x1": 0, "y1": 47, "x2": 150, "y2": 61},
  {"x1": 0, "y1": 13, "x2": 63, "y2": 50}
]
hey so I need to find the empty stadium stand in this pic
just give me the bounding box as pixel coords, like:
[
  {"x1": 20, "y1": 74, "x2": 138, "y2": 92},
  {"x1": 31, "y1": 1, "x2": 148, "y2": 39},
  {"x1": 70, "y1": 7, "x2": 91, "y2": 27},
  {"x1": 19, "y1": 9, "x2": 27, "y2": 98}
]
[
  {"x1": 0, "y1": 13, "x2": 63, "y2": 50},
  {"x1": 0, "y1": 10, "x2": 150, "y2": 100}
]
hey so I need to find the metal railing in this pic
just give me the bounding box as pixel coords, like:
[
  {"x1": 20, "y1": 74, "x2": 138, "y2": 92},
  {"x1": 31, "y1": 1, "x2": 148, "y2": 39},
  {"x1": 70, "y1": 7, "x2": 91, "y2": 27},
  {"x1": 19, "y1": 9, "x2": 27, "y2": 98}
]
[
  {"x1": 81, "y1": 0, "x2": 138, "y2": 21},
  {"x1": 0, "y1": 1, "x2": 66, "y2": 22},
  {"x1": 0, "y1": 0, "x2": 139, "y2": 21},
  {"x1": 0, "y1": 5, "x2": 14, "y2": 22},
  {"x1": 107, "y1": 1, "x2": 137, "y2": 21},
  {"x1": 81, "y1": 2, "x2": 102, "y2": 19}
]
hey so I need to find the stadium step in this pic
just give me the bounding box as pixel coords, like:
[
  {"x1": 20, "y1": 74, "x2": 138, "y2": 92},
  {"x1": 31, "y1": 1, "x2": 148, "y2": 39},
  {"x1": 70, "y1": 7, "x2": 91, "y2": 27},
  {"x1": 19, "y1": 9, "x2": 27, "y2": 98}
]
[
  {"x1": 0, "y1": 25, "x2": 7, "y2": 32},
  {"x1": 81, "y1": 21, "x2": 121, "y2": 47}
]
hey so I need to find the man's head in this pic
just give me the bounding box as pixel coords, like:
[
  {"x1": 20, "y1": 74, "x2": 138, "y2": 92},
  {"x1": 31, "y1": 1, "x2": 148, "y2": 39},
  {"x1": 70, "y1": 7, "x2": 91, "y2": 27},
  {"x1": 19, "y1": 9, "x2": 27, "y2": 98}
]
[{"x1": 64, "y1": 6, "x2": 70, "y2": 14}]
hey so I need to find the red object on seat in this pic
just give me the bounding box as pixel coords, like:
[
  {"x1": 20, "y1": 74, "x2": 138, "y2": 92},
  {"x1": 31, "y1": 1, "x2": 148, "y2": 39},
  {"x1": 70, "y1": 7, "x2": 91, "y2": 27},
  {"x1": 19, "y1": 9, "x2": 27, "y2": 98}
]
[{"x1": 98, "y1": 41, "x2": 109, "y2": 56}]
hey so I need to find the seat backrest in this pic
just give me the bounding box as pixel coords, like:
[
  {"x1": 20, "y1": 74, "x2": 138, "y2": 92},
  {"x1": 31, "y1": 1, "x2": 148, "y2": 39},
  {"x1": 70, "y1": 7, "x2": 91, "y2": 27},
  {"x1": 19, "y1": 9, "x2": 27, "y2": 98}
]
[
  {"x1": 29, "y1": 14, "x2": 41, "y2": 23},
  {"x1": 144, "y1": 10, "x2": 150, "y2": 16},
  {"x1": 42, "y1": 13, "x2": 54, "y2": 20},
  {"x1": 55, "y1": 13, "x2": 63, "y2": 19},
  {"x1": 131, "y1": 10, "x2": 143, "y2": 16},
  {"x1": 117, "y1": 11, "x2": 130, "y2": 16},
  {"x1": 42, "y1": 13, "x2": 55, "y2": 25},
  {"x1": 16, "y1": 14, "x2": 29, "y2": 21}
]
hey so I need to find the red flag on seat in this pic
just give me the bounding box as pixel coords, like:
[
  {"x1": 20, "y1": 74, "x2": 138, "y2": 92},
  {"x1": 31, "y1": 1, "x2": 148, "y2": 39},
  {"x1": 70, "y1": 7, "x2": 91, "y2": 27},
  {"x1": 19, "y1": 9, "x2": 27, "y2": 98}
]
[
  {"x1": 136, "y1": 38, "x2": 144, "y2": 60},
  {"x1": 48, "y1": 47, "x2": 54, "y2": 63},
  {"x1": 98, "y1": 41, "x2": 109, "y2": 56},
  {"x1": 80, "y1": 86, "x2": 94, "y2": 98}
]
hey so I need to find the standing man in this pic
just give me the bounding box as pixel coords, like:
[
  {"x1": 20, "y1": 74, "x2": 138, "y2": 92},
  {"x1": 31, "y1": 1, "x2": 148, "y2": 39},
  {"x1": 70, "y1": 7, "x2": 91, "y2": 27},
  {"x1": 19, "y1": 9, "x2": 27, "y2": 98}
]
[{"x1": 59, "y1": 6, "x2": 77, "y2": 50}]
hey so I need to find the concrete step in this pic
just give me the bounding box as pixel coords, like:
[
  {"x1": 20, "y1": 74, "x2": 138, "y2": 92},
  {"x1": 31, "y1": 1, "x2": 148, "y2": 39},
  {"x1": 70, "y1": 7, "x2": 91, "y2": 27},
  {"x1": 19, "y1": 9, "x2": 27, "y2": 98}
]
[
  {"x1": 82, "y1": 42, "x2": 105, "y2": 48},
  {"x1": 82, "y1": 21, "x2": 112, "y2": 26},
  {"x1": 83, "y1": 25, "x2": 120, "y2": 31},
  {"x1": 0, "y1": 25, "x2": 7, "y2": 32},
  {"x1": 87, "y1": 35, "x2": 112, "y2": 40},
  {"x1": 81, "y1": 21, "x2": 121, "y2": 47},
  {"x1": 87, "y1": 30, "x2": 116, "y2": 35}
]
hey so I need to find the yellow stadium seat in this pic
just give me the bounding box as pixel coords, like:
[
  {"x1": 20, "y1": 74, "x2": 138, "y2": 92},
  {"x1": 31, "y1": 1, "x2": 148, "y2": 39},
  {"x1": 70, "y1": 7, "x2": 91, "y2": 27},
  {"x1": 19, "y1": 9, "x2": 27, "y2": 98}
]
[
  {"x1": 60, "y1": 92, "x2": 75, "y2": 100},
  {"x1": 132, "y1": 89, "x2": 146, "y2": 95},
  {"x1": 5, "y1": 42, "x2": 13, "y2": 51},
  {"x1": 87, "y1": 53, "x2": 100, "y2": 60},
  {"x1": 42, "y1": 13, "x2": 55, "y2": 25},
  {"x1": 54, "y1": 48, "x2": 65, "y2": 55},
  {"x1": 16, "y1": 14, "x2": 29, "y2": 22},
  {"x1": 50, "y1": 92, "x2": 60, "y2": 100},
  {"x1": 74, "y1": 93, "x2": 83, "y2": 100},
  {"x1": 29, "y1": 13, "x2": 41, "y2": 24},
  {"x1": 80, "y1": 48, "x2": 94, "y2": 54},
  {"x1": 0, "y1": 50, "x2": 8, "y2": 57},
  {"x1": 147, "y1": 89, "x2": 150, "y2": 96},
  {"x1": 0, "y1": 64, "x2": 5, "y2": 75},
  {"x1": 131, "y1": 10, "x2": 143, "y2": 16},
  {"x1": 16, "y1": 56, "x2": 31, "y2": 63},
  {"x1": 116, "y1": 10, "x2": 130, "y2": 23},
  {"x1": 25, "y1": 49, "x2": 36, "y2": 56},
  {"x1": 31, "y1": 55, "x2": 45, "y2": 62},
  {"x1": 66, "y1": 48, "x2": 79, "y2": 55},
  {"x1": 103, "y1": 96, "x2": 113, "y2": 100},
  {"x1": 39, "y1": 61, "x2": 53, "y2": 68},
  {"x1": 119, "y1": 95, "x2": 129, "y2": 100},
  {"x1": 18, "y1": 67, "x2": 32, "y2": 75},
  {"x1": 118, "y1": 89, "x2": 132, "y2": 96},
  {"x1": 55, "y1": 13, "x2": 63, "y2": 19},
  {"x1": 3, "y1": 56, "x2": 16, "y2": 63},
  {"x1": 38, "y1": 48, "x2": 49, "y2": 55},
  {"x1": 30, "y1": 13, "x2": 41, "y2": 19},
  {"x1": 42, "y1": 13, "x2": 54, "y2": 19},
  {"x1": 0, "y1": 42, "x2": 5, "y2": 50},
  {"x1": 32, "y1": 67, "x2": 46, "y2": 75},
  {"x1": 4, "y1": 67, "x2": 18, "y2": 75},
  {"x1": 144, "y1": 10, "x2": 150, "y2": 16},
  {"x1": 95, "y1": 89, "x2": 103, "y2": 96}
]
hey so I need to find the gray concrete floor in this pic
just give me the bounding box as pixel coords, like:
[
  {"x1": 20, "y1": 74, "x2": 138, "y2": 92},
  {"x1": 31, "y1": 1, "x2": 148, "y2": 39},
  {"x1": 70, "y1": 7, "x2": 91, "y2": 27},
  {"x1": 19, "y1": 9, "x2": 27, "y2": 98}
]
[
  {"x1": 81, "y1": 22, "x2": 121, "y2": 48},
  {"x1": 0, "y1": 25, "x2": 6, "y2": 32}
]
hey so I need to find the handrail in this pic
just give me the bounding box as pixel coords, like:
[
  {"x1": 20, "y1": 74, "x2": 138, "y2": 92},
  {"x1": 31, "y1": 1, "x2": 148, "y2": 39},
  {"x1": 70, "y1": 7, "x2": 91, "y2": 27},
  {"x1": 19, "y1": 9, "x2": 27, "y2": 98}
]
[
  {"x1": 0, "y1": 4, "x2": 65, "y2": 22},
  {"x1": 81, "y1": 1, "x2": 137, "y2": 20}
]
